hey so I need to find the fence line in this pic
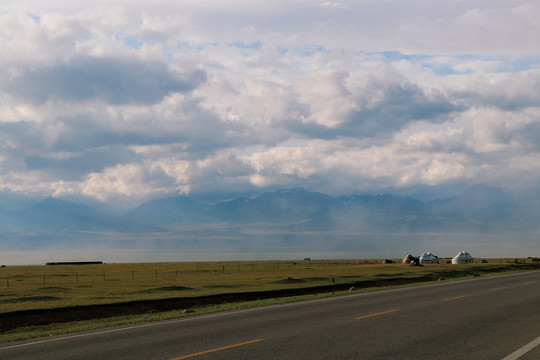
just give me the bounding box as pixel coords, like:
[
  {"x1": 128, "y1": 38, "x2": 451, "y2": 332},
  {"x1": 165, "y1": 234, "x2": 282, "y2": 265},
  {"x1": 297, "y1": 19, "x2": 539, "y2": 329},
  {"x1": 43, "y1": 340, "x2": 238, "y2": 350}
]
[
  {"x1": 1, "y1": 260, "x2": 365, "y2": 288},
  {"x1": 1, "y1": 258, "x2": 536, "y2": 289}
]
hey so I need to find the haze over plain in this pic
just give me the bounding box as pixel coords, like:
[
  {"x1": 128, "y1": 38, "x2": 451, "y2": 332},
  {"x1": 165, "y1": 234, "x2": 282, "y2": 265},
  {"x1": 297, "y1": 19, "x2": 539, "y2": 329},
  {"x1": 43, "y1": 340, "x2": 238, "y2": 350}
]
[{"x1": 1, "y1": 1, "x2": 540, "y2": 264}]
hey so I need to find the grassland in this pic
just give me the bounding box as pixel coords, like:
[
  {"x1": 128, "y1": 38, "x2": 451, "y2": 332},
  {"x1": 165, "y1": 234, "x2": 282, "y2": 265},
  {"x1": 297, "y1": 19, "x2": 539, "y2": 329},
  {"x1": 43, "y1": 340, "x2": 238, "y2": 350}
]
[{"x1": 1, "y1": 258, "x2": 539, "y2": 342}]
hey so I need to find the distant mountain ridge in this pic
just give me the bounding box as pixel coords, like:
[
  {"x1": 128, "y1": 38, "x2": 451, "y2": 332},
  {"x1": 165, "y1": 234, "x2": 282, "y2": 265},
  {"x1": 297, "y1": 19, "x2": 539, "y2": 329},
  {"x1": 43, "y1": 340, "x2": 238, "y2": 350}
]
[{"x1": 2, "y1": 185, "x2": 539, "y2": 239}]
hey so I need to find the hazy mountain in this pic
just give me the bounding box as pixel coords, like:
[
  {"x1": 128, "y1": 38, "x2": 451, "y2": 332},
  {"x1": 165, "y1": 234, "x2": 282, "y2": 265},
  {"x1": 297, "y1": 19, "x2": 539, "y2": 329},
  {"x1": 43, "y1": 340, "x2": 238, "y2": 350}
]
[
  {"x1": 428, "y1": 184, "x2": 514, "y2": 214},
  {"x1": 337, "y1": 193, "x2": 426, "y2": 232},
  {"x1": 1, "y1": 185, "x2": 539, "y2": 248},
  {"x1": 18, "y1": 198, "x2": 112, "y2": 230},
  {"x1": 123, "y1": 196, "x2": 211, "y2": 224},
  {"x1": 424, "y1": 184, "x2": 526, "y2": 231},
  {"x1": 211, "y1": 188, "x2": 341, "y2": 223},
  {"x1": 14, "y1": 198, "x2": 156, "y2": 233},
  {"x1": 116, "y1": 186, "x2": 540, "y2": 233},
  {"x1": 339, "y1": 193, "x2": 424, "y2": 220}
]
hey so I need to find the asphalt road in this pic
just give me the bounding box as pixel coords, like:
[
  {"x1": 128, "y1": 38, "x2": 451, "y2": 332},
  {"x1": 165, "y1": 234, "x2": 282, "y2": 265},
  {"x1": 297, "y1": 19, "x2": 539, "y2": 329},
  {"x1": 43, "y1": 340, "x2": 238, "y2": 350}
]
[{"x1": 1, "y1": 270, "x2": 539, "y2": 359}]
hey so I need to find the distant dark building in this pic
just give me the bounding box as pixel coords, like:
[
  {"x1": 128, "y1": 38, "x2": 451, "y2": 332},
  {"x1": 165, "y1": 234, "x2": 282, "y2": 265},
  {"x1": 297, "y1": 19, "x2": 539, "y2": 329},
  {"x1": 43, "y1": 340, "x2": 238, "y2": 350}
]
[{"x1": 45, "y1": 261, "x2": 103, "y2": 265}]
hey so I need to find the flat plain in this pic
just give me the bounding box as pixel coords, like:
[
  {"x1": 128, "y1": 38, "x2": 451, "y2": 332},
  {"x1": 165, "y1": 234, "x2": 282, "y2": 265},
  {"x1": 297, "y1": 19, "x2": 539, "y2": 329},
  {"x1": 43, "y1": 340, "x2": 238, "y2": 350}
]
[
  {"x1": 1, "y1": 268, "x2": 539, "y2": 359},
  {"x1": 1, "y1": 258, "x2": 537, "y2": 314}
]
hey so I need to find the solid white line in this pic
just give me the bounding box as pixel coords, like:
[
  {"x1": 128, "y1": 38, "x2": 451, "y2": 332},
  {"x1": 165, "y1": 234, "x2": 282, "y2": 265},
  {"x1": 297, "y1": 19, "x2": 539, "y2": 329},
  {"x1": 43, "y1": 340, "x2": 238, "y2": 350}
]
[
  {"x1": 0, "y1": 300, "x2": 319, "y2": 351},
  {"x1": 0, "y1": 310, "x2": 249, "y2": 351},
  {"x1": 502, "y1": 335, "x2": 540, "y2": 360}
]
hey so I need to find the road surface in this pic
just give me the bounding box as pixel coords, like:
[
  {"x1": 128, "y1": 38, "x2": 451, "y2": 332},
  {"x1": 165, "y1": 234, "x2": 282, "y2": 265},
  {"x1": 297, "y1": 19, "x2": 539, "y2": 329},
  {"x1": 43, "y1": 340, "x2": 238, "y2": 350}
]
[{"x1": 1, "y1": 270, "x2": 539, "y2": 359}]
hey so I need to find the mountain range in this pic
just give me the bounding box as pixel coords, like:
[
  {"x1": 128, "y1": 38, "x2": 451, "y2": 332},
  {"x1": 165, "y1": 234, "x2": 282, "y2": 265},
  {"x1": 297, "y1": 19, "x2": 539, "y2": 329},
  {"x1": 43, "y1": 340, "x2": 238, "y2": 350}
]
[
  {"x1": 2, "y1": 184, "x2": 540, "y2": 262},
  {"x1": 1, "y1": 184, "x2": 539, "y2": 237}
]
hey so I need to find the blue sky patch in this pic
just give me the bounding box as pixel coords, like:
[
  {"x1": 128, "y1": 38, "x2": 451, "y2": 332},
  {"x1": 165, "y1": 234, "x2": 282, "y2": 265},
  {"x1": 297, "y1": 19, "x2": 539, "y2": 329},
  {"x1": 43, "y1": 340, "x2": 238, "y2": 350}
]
[
  {"x1": 229, "y1": 40, "x2": 262, "y2": 49},
  {"x1": 299, "y1": 44, "x2": 327, "y2": 56},
  {"x1": 124, "y1": 36, "x2": 143, "y2": 50}
]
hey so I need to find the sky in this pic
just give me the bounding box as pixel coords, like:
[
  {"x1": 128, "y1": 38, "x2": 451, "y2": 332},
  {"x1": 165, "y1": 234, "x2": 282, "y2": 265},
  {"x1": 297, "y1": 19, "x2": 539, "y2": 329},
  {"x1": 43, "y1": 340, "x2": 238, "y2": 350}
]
[{"x1": 1, "y1": 0, "x2": 540, "y2": 212}]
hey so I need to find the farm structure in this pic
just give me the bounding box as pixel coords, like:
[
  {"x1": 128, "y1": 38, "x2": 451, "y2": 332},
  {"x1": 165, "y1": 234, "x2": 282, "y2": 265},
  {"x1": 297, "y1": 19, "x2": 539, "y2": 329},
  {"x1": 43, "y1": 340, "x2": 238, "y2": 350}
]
[
  {"x1": 452, "y1": 251, "x2": 474, "y2": 264},
  {"x1": 402, "y1": 254, "x2": 420, "y2": 266},
  {"x1": 419, "y1": 252, "x2": 439, "y2": 264}
]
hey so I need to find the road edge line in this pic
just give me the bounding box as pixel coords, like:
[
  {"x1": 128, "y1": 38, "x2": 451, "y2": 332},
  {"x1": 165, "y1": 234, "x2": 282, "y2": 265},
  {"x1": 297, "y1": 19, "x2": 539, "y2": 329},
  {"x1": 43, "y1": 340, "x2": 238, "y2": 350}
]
[{"x1": 502, "y1": 335, "x2": 540, "y2": 360}]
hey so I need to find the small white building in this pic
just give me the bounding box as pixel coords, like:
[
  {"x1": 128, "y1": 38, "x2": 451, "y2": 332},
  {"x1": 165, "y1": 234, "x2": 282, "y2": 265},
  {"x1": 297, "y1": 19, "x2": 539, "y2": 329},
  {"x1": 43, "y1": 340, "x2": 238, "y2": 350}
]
[
  {"x1": 419, "y1": 252, "x2": 439, "y2": 264},
  {"x1": 452, "y1": 251, "x2": 474, "y2": 264}
]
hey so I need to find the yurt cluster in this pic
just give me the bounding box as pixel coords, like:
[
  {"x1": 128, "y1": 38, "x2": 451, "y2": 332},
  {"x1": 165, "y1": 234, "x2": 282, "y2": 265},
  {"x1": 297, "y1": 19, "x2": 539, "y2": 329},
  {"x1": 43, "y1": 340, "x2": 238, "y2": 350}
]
[{"x1": 402, "y1": 251, "x2": 474, "y2": 266}]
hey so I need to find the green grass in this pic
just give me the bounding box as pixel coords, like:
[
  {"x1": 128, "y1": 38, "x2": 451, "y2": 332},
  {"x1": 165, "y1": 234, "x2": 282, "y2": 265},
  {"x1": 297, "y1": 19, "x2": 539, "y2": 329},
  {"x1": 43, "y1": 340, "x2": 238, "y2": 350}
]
[
  {"x1": 1, "y1": 259, "x2": 537, "y2": 314},
  {"x1": 0, "y1": 294, "x2": 335, "y2": 342},
  {"x1": 0, "y1": 259, "x2": 538, "y2": 342},
  {"x1": 0, "y1": 282, "x2": 429, "y2": 342}
]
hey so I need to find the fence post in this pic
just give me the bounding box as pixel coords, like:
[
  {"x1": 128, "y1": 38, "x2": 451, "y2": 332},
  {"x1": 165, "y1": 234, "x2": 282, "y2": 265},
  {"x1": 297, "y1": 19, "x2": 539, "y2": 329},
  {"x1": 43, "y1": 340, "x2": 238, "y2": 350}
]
[{"x1": 76, "y1": 273, "x2": 79, "y2": 284}]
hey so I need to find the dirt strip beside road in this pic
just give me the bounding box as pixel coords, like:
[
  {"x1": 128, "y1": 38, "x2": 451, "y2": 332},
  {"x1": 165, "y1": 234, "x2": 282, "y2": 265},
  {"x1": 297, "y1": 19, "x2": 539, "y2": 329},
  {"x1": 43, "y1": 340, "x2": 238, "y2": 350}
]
[{"x1": 0, "y1": 276, "x2": 431, "y2": 332}]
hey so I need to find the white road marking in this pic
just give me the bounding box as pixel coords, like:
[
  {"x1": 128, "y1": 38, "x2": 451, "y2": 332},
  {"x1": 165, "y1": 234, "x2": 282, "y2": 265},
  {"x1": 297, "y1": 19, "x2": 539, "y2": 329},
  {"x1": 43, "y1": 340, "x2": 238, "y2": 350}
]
[
  {"x1": 1, "y1": 271, "x2": 537, "y2": 352},
  {"x1": 0, "y1": 296, "x2": 348, "y2": 351},
  {"x1": 502, "y1": 335, "x2": 540, "y2": 360}
]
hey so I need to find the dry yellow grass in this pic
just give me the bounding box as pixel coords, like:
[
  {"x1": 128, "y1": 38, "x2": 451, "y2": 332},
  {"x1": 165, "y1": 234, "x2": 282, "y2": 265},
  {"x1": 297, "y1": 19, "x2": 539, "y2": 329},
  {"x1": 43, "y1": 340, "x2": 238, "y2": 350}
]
[{"x1": 0, "y1": 258, "x2": 535, "y2": 314}]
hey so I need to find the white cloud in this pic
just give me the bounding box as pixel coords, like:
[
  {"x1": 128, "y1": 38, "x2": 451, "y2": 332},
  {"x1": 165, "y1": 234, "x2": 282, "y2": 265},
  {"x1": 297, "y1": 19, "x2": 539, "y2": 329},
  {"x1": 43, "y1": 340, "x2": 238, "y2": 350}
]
[
  {"x1": 81, "y1": 162, "x2": 190, "y2": 201},
  {"x1": 318, "y1": 2, "x2": 347, "y2": 9},
  {"x1": 0, "y1": 1, "x2": 540, "y2": 207},
  {"x1": 452, "y1": 60, "x2": 503, "y2": 74}
]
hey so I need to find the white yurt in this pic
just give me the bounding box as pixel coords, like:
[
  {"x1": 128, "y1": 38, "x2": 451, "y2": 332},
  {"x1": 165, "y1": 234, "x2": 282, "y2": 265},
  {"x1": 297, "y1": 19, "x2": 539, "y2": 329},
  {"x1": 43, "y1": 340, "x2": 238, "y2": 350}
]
[
  {"x1": 419, "y1": 252, "x2": 439, "y2": 264},
  {"x1": 402, "y1": 254, "x2": 414, "y2": 264},
  {"x1": 452, "y1": 251, "x2": 474, "y2": 264},
  {"x1": 402, "y1": 253, "x2": 419, "y2": 266}
]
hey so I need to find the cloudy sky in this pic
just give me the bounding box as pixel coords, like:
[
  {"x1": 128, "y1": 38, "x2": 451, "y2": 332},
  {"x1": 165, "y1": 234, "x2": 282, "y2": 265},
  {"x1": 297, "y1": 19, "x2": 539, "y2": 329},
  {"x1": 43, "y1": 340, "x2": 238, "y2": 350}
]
[{"x1": 1, "y1": 0, "x2": 540, "y2": 211}]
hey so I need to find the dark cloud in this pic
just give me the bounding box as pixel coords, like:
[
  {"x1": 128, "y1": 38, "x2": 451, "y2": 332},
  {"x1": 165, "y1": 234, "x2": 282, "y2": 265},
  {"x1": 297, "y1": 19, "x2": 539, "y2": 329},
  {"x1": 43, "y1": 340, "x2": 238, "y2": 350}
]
[
  {"x1": 286, "y1": 81, "x2": 461, "y2": 139},
  {"x1": 24, "y1": 146, "x2": 138, "y2": 179},
  {"x1": 40, "y1": 101, "x2": 249, "y2": 155},
  {"x1": 454, "y1": 73, "x2": 540, "y2": 111},
  {"x1": 348, "y1": 82, "x2": 460, "y2": 134},
  {"x1": 0, "y1": 121, "x2": 38, "y2": 145},
  {"x1": 6, "y1": 56, "x2": 206, "y2": 105},
  {"x1": 508, "y1": 122, "x2": 540, "y2": 151},
  {"x1": 0, "y1": 121, "x2": 46, "y2": 170},
  {"x1": 49, "y1": 115, "x2": 176, "y2": 152}
]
